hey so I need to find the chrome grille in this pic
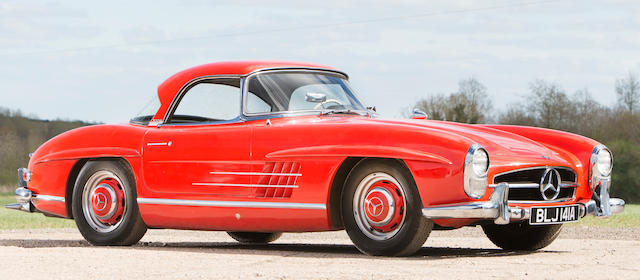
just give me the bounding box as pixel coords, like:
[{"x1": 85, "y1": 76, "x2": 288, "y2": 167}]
[{"x1": 493, "y1": 167, "x2": 577, "y2": 202}]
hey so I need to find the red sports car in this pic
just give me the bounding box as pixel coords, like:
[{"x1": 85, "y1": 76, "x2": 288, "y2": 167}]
[{"x1": 7, "y1": 61, "x2": 625, "y2": 256}]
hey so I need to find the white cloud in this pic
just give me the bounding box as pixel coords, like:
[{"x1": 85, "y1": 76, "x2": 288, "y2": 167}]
[{"x1": 0, "y1": 0, "x2": 639, "y2": 122}]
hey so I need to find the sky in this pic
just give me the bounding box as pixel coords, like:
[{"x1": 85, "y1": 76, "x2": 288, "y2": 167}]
[{"x1": 1, "y1": 0, "x2": 639, "y2": 123}]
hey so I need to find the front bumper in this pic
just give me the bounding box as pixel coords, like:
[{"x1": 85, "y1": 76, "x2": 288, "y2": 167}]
[
  {"x1": 422, "y1": 182, "x2": 625, "y2": 225},
  {"x1": 5, "y1": 187, "x2": 35, "y2": 212}
]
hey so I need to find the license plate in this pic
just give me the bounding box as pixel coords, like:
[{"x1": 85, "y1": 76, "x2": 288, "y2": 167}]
[{"x1": 530, "y1": 205, "x2": 579, "y2": 225}]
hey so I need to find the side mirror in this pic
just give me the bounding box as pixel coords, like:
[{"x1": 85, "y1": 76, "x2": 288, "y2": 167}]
[
  {"x1": 305, "y1": 92, "x2": 327, "y2": 103},
  {"x1": 412, "y1": 109, "x2": 428, "y2": 120},
  {"x1": 366, "y1": 106, "x2": 377, "y2": 112}
]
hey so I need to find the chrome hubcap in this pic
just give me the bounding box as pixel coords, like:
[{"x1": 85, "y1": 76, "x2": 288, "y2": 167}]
[
  {"x1": 90, "y1": 184, "x2": 118, "y2": 220},
  {"x1": 353, "y1": 172, "x2": 406, "y2": 240},
  {"x1": 82, "y1": 170, "x2": 127, "y2": 233},
  {"x1": 364, "y1": 187, "x2": 395, "y2": 226}
]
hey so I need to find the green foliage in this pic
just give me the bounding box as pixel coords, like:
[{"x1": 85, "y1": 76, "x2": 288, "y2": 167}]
[
  {"x1": 0, "y1": 108, "x2": 90, "y2": 186},
  {"x1": 607, "y1": 140, "x2": 640, "y2": 202}
]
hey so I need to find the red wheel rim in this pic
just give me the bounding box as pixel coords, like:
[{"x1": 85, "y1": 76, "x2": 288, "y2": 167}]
[
  {"x1": 353, "y1": 172, "x2": 407, "y2": 240},
  {"x1": 82, "y1": 170, "x2": 128, "y2": 232}
]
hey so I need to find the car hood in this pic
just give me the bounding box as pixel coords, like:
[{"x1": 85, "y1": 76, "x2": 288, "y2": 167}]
[{"x1": 346, "y1": 117, "x2": 572, "y2": 167}]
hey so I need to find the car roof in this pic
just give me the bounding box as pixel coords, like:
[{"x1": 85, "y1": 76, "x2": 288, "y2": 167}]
[{"x1": 153, "y1": 61, "x2": 343, "y2": 121}]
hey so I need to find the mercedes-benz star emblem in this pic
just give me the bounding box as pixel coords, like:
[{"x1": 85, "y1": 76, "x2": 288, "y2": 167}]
[
  {"x1": 539, "y1": 168, "x2": 562, "y2": 200},
  {"x1": 95, "y1": 193, "x2": 108, "y2": 211},
  {"x1": 366, "y1": 197, "x2": 385, "y2": 217}
]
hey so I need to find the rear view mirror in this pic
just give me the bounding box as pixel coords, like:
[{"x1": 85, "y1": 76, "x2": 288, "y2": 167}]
[
  {"x1": 412, "y1": 109, "x2": 428, "y2": 120},
  {"x1": 305, "y1": 92, "x2": 327, "y2": 103}
]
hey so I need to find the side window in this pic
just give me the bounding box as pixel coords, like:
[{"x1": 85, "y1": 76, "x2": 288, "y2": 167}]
[{"x1": 169, "y1": 78, "x2": 240, "y2": 123}]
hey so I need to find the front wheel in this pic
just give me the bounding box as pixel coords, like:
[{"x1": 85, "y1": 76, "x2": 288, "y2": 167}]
[
  {"x1": 72, "y1": 160, "x2": 147, "y2": 246},
  {"x1": 227, "y1": 232, "x2": 282, "y2": 243},
  {"x1": 482, "y1": 222, "x2": 562, "y2": 250},
  {"x1": 341, "y1": 159, "x2": 432, "y2": 256}
]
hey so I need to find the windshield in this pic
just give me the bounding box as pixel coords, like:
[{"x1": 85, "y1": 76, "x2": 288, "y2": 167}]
[
  {"x1": 245, "y1": 71, "x2": 365, "y2": 114},
  {"x1": 130, "y1": 95, "x2": 161, "y2": 125}
]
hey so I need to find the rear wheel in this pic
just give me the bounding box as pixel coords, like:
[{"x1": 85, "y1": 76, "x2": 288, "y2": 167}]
[
  {"x1": 72, "y1": 160, "x2": 147, "y2": 246},
  {"x1": 227, "y1": 232, "x2": 282, "y2": 243},
  {"x1": 341, "y1": 159, "x2": 432, "y2": 256},
  {"x1": 482, "y1": 222, "x2": 562, "y2": 250}
]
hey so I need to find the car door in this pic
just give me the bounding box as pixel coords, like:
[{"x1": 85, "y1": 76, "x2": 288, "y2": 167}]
[{"x1": 142, "y1": 77, "x2": 252, "y2": 197}]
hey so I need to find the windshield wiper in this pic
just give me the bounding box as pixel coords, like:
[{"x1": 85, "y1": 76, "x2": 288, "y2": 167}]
[{"x1": 320, "y1": 109, "x2": 365, "y2": 116}]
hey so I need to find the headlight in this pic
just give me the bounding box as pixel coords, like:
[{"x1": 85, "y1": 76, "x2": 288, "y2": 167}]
[
  {"x1": 591, "y1": 145, "x2": 613, "y2": 177},
  {"x1": 472, "y1": 149, "x2": 489, "y2": 176},
  {"x1": 464, "y1": 144, "x2": 489, "y2": 199}
]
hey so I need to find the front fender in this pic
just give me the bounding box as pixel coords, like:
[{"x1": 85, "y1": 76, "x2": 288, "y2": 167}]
[{"x1": 483, "y1": 124, "x2": 599, "y2": 199}]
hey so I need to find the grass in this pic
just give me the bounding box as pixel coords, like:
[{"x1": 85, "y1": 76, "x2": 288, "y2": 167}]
[
  {"x1": 1, "y1": 192, "x2": 639, "y2": 230},
  {"x1": 0, "y1": 192, "x2": 75, "y2": 229},
  {"x1": 569, "y1": 203, "x2": 640, "y2": 228}
]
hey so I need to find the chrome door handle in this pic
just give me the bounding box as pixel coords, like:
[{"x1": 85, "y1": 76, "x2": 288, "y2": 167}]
[{"x1": 146, "y1": 141, "x2": 172, "y2": 147}]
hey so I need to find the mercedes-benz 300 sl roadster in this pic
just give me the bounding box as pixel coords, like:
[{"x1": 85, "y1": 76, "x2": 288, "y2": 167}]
[{"x1": 7, "y1": 61, "x2": 625, "y2": 256}]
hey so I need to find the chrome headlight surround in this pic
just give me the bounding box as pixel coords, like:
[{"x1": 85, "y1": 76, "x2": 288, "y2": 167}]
[
  {"x1": 590, "y1": 144, "x2": 613, "y2": 190},
  {"x1": 463, "y1": 144, "x2": 489, "y2": 199}
]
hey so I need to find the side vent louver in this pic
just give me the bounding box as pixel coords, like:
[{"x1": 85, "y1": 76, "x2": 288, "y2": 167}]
[{"x1": 254, "y1": 162, "x2": 301, "y2": 198}]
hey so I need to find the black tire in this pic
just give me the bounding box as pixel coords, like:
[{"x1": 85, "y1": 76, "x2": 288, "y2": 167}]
[
  {"x1": 482, "y1": 222, "x2": 562, "y2": 250},
  {"x1": 227, "y1": 232, "x2": 283, "y2": 243},
  {"x1": 341, "y1": 159, "x2": 433, "y2": 256},
  {"x1": 72, "y1": 160, "x2": 147, "y2": 246}
]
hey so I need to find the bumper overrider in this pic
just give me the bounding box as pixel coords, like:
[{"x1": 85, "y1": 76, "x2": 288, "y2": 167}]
[
  {"x1": 5, "y1": 187, "x2": 35, "y2": 212},
  {"x1": 422, "y1": 179, "x2": 625, "y2": 225},
  {"x1": 5, "y1": 168, "x2": 36, "y2": 212}
]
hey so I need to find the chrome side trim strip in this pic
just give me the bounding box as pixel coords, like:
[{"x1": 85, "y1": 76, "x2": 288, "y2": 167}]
[
  {"x1": 136, "y1": 198, "x2": 326, "y2": 210},
  {"x1": 193, "y1": 183, "x2": 298, "y2": 188},
  {"x1": 210, "y1": 172, "x2": 302, "y2": 176},
  {"x1": 147, "y1": 141, "x2": 172, "y2": 147},
  {"x1": 33, "y1": 195, "x2": 65, "y2": 202}
]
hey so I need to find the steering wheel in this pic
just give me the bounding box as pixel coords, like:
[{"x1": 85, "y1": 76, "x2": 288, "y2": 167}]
[{"x1": 314, "y1": 99, "x2": 344, "y2": 109}]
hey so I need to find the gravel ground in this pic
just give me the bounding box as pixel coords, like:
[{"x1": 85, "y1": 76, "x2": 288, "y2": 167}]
[{"x1": 0, "y1": 226, "x2": 638, "y2": 279}]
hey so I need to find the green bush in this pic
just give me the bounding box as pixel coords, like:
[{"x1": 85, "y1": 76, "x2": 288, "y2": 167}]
[{"x1": 607, "y1": 140, "x2": 640, "y2": 203}]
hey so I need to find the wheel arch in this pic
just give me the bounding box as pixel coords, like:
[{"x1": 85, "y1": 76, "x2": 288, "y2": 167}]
[
  {"x1": 328, "y1": 156, "x2": 417, "y2": 229},
  {"x1": 65, "y1": 157, "x2": 136, "y2": 219}
]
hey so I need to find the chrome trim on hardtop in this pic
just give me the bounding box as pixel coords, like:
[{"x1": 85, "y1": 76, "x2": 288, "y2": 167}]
[
  {"x1": 192, "y1": 183, "x2": 299, "y2": 188},
  {"x1": 136, "y1": 198, "x2": 326, "y2": 210},
  {"x1": 245, "y1": 67, "x2": 348, "y2": 79},
  {"x1": 161, "y1": 75, "x2": 244, "y2": 125},
  {"x1": 157, "y1": 67, "x2": 350, "y2": 124}
]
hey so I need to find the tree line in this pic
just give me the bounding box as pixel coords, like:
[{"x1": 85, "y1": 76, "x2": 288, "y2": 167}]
[
  {"x1": 0, "y1": 108, "x2": 90, "y2": 189},
  {"x1": 411, "y1": 72, "x2": 640, "y2": 202}
]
